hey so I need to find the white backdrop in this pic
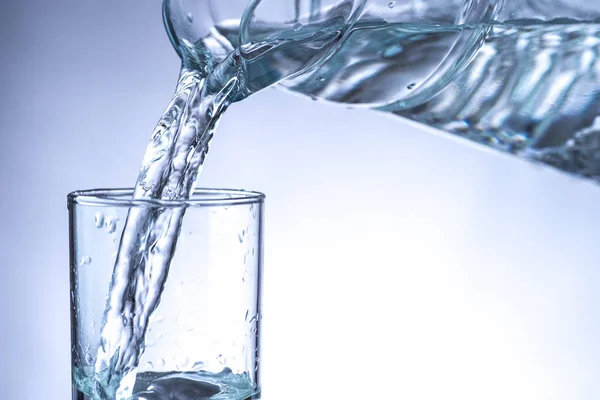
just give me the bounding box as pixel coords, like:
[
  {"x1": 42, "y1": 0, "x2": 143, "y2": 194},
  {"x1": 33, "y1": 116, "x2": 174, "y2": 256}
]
[{"x1": 1, "y1": 1, "x2": 600, "y2": 399}]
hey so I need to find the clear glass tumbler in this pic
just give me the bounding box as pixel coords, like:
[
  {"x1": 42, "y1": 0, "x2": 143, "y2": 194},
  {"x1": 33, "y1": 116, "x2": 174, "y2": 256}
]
[{"x1": 68, "y1": 189, "x2": 264, "y2": 400}]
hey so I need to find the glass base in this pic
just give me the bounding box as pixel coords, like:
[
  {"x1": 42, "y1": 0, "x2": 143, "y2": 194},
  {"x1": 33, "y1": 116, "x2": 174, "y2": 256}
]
[
  {"x1": 72, "y1": 368, "x2": 261, "y2": 400},
  {"x1": 72, "y1": 387, "x2": 261, "y2": 400}
]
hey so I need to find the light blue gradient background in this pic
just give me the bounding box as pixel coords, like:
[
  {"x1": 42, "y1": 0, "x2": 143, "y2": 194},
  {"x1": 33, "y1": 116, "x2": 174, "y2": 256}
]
[{"x1": 2, "y1": 1, "x2": 600, "y2": 399}]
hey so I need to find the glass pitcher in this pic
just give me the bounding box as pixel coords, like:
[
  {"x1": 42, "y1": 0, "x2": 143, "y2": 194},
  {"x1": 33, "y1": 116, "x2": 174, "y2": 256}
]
[{"x1": 163, "y1": 0, "x2": 600, "y2": 181}]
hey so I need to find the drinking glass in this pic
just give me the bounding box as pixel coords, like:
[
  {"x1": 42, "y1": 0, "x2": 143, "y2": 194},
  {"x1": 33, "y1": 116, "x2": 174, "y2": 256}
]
[{"x1": 68, "y1": 188, "x2": 265, "y2": 400}]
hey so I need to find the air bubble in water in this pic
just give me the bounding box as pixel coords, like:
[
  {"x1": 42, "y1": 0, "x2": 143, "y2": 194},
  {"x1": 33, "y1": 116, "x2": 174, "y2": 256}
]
[
  {"x1": 383, "y1": 44, "x2": 403, "y2": 58},
  {"x1": 407, "y1": 83, "x2": 416, "y2": 90},
  {"x1": 317, "y1": 76, "x2": 326, "y2": 82},
  {"x1": 293, "y1": 23, "x2": 303, "y2": 31},
  {"x1": 186, "y1": 13, "x2": 194, "y2": 23},
  {"x1": 80, "y1": 256, "x2": 92, "y2": 266},
  {"x1": 388, "y1": 1, "x2": 396, "y2": 8},
  {"x1": 94, "y1": 212, "x2": 104, "y2": 228},
  {"x1": 85, "y1": 353, "x2": 93, "y2": 364}
]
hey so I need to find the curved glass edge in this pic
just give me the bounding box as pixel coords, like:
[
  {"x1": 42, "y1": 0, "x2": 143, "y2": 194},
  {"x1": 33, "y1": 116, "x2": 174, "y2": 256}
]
[{"x1": 68, "y1": 188, "x2": 266, "y2": 208}]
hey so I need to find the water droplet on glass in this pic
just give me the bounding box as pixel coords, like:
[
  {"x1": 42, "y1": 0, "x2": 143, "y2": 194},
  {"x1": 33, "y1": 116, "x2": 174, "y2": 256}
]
[
  {"x1": 217, "y1": 354, "x2": 225, "y2": 365},
  {"x1": 245, "y1": 310, "x2": 249, "y2": 321},
  {"x1": 293, "y1": 23, "x2": 303, "y2": 31},
  {"x1": 85, "y1": 353, "x2": 93, "y2": 364},
  {"x1": 106, "y1": 218, "x2": 118, "y2": 234},
  {"x1": 407, "y1": 83, "x2": 416, "y2": 90},
  {"x1": 80, "y1": 256, "x2": 92, "y2": 266},
  {"x1": 388, "y1": 1, "x2": 396, "y2": 8},
  {"x1": 94, "y1": 212, "x2": 104, "y2": 228},
  {"x1": 153, "y1": 315, "x2": 165, "y2": 324},
  {"x1": 243, "y1": 253, "x2": 247, "y2": 265},
  {"x1": 238, "y1": 230, "x2": 245, "y2": 243},
  {"x1": 252, "y1": 247, "x2": 255, "y2": 256},
  {"x1": 186, "y1": 13, "x2": 194, "y2": 23},
  {"x1": 146, "y1": 361, "x2": 154, "y2": 370},
  {"x1": 193, "y1": 361, "x2": 205, "y2": 370},
  {"x1": 160, "y1": 358, "x2": 166, "y2": 367}
]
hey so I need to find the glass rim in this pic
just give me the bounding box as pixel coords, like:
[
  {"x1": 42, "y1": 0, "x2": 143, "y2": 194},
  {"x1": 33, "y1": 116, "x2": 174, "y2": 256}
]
[{"x1": 68, "y1": 188, "x2": 265, "y2": 208}]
